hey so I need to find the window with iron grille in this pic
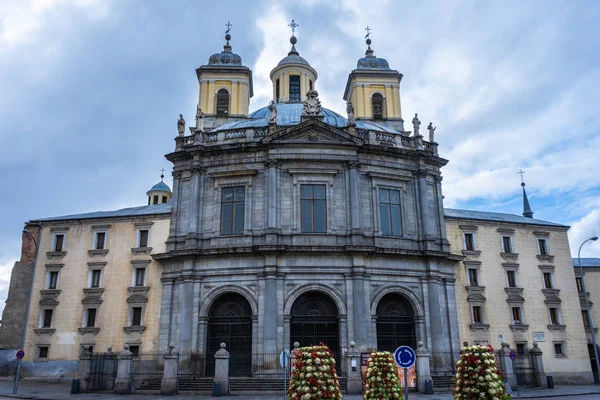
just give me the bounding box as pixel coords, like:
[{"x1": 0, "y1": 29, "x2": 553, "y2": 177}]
[
  {"x1": 216, "y1": 89, "x2": 229, "y2": 115},
  {"x1": 38, "y1": 346, "x2": 49, "y2": 358},
  {"x1": 221, "y1": 186, "x2": 245, "y2": 235},
  {"x1": 301, "y1": 184, "x2": 326, "y2": 233}
]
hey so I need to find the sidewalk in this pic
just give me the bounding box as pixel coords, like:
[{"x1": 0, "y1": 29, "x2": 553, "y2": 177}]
[{"x1": 1, "y1": 380, "x2": 600, "y2": 399}]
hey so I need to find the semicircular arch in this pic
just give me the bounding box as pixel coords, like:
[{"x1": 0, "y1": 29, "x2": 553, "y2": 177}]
[
  {"x1": 370, "y1": 285, "x2": 423, "y2": 317},
  {"x1": 200, "y1": 285, "x2": 258, "y2": 318},
  {"x1": 284, "y1": 283, "x2": 347, "y2": 316}
]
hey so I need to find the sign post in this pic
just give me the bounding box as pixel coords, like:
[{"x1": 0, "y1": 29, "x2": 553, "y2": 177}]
[
  {"x1": 280, "y1": 350, "x2": 289, "y2": 398},
  {"x1": 394, "y1": 346, "x2": 416, "y2": 400},
  {"x1": 509, "y1": 350, "x2": 519, "y2": 396},
  {"x1": 16, "y1": 350, "x2": 25, "y2": 360}
]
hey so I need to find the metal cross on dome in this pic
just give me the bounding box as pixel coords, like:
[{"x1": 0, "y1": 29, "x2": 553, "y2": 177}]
[
  {"x1": 365, "y1": 26, "x2": 372, "y2": 39},
  {"x1": 289, "y1": 19, "x2": 299, "y2": 35},
  {"x1": 518, "y1": 168, "x2": 525, "y2": 182},
  {"x1": 225, "y1": 21, "x2": 232, "y2": 34}
]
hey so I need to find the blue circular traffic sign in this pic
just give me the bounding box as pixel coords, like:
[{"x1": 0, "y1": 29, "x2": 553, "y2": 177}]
[
  {"x1": 394, "y1": 345, "x2": 416, "y2": 368},
  {"x1": 16, "y1": 350, "x2": 25, "y2": 359},
  {"x1": 509, "y1": 350, "x2": 516, "y2": 360}
]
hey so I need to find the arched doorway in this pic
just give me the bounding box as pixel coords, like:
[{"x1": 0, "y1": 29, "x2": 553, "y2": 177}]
[
  {"x1": 206, "y1": 293, "x2": 252, "y2": 377},
  {"x1": 290, "y1": 291, "x2": 340, "y2": 357},
  {"x1": 376, "y1": 293, "x2": 417, "y2": 351}
]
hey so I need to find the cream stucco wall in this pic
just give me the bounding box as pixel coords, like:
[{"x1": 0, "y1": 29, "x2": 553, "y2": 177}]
[
  {"x1": 347, "y1": 77, "x2": 402, "y2": 120},
  {"x1": 197, "y1": 71, "x2": 251, "y2": 116},
  {"x1": 446, "y1": 218, "x2": 593, "y2": 383},
  {"x1": 24, "y1": 215, "x2": 169, "y2": 362}
]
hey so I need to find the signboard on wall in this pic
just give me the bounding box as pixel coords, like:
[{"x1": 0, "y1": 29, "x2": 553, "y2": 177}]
[{"x1": 533, "y1": 332, "x2": 546, "y2": 342}]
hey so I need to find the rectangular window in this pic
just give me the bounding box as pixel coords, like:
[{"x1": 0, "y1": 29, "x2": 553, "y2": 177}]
[
  {"x1": 153, "y1": 195, "x2": 159, "y2": 205},
  {"x1": 301, "y1": 184, "x2": 327, "y2": 233},
  {"x1": 42, "y1": 309, "x2": 53, "y2": 328},
  {"x1": 379, "y1": 188, "x2": 402, "y2": 236},
  {"x1": 472, "y1": 306, "x2": 483, "y2": 324},
  {"x1": 554, "y1": 343, "x2": 565, "y2": 356},
  {"x1": 95, "y1": 232, "x2": 106, "y2": 250},
  {"x1": 576, "y1": 277, "x2": 584, "y2": 292},
  {"x1": 501, "y1": 236, "x2": 513, "y2": 253},
  {"x1": 289, "y1": 75, "x2": 301, "y2": 102},
  {"x1": 48, "y1": 271, "x2": 59, "y2": 290},
  {"x1": 38, "y1": 346, "x2": 49, "y2": 359},
  {"x1": 132, "y1": 307, "x2": 142, "y2": 326},
  {"x1": 506, "y1": 270, "x2": 517, "y2": 288},
  {"x1": 138, "y1": 229, "x2": 149, "y2": 247},
  {"x1": 549, "y1": 307, "x2": 560, "y2": 325},
  {"x1": 162, "y1": 196, "x2": 167, "y2": 203},
  {"x1": 91, "y1": 270, "x2": 102, "y2": 288},
  {"x1": 276, "y1": 78, "x2": 280, "y2": 102},
  {"x1": 135, "y1": 268, "x2": 146, "y2": 287},
  {"x1": 464, "y1": 233, "x2": 475, "y2": 251},
  {"x1": 221, "y1": 186, "x2": 245, "y2": 235},
  {"x1": 86, "y1": 308, "x2": 97, "y2": 328},
  {"x1": 129, "y1": 345, "x2": 140, "y2": 357},
  {"x1": 543, "y1": 272, "x2": 553, "y2": 289},
  {"x1": 516, "y1": 343, "x2": 526, "y2": 355},
  {"x1": 512, "y1": 307, "x2": 522, "y2": 324},
  {"x1": 309, "y1": 79, "x2": 313, "y2": 91},
  {"x1": 53, "y1": 234, "x2": 64, "y2": 252},
  {"x1": 467, "y1": 268, "x2": 479, "y2": 287},
  {"x1": 582, "y1": 310, "x2": 590, "y2": 328},
  {"x1": 538, "y1": 238, "x2": 548, "y2": 255}
]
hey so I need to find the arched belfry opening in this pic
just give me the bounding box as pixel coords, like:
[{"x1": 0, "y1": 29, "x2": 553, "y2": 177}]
[
  {"x1": 371, "y1": 92, "x2": 385, "y2": 119},
  {"x1": 376, "y1": 293, "x2": 416, "y2": 351},
  {"x1": 216, "y1": 88, "x2": 230, "y2": 115},
  {"x1": 290, "y1": 291, "x2": 340, "y2": 357},
  {"x1": 206, "y1": 293, "x2": 252, "y2": 376}
]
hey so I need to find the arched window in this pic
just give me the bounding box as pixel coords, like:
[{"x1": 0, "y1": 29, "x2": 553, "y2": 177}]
[
  {"x1": 216, "y1": 89, "x2": 229, "y2": 115},
  {"x1": 372, "y1": 93, "x2": 384, "y2": 119}
]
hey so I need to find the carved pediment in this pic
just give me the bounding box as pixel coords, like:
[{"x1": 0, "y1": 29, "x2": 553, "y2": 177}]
[
  {"x1": 264, "y1": 120, "x2": 361, "y2": 145},
  {"x1": 82, "y1": 296, "x2": 103, "y2": 305},
  {"x1": 506, "y1": 294, "x2": 525, "y2": 304},
  {"x1": 39, "y1": 297, "x2": 59, "y2": 306},
  {"x1": 127, "y1": 294, "x2": 148, "y2": 304},
  {"x1": 467, "y1": 293, "x2": 487, "y2": 302}
]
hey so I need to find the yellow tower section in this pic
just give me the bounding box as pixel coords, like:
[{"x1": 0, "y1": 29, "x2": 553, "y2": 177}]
[
  {"x1": 269, "y1": 35, "x2": 317, "y2": 104},
  {"x1": 343, "y1": 38, "x2": 403, "y2": 125},
  {"x1": 195, "y1": 32, "x2": 253, "y2": 123}
]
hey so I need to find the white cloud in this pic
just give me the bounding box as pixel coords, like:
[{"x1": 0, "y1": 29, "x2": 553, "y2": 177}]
[
  {"x1": 0, "y1": 258, "x2": 18, "y2": 318},
  {"x1": 569, "y1": 208, "x2": 600, "y2": 258}
]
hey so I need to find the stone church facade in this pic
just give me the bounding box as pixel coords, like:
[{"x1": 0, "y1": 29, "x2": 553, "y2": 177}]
[{"x1": 0, "y1": 29, "x2": 593, "y2": 385}]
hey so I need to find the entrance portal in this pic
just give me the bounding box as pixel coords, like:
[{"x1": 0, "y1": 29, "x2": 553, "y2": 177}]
[
  {"x1": 376, "y1": 293, "x2": 416, "y2": 352},
  {"x1": 206, "y1": 293, "x2": 252, "y2": 377},
  {"x1": 290, "y1": 292, "x2": 340, "y2": 358}
]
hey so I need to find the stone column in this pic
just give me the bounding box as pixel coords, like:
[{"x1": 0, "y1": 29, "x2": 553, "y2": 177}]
[
  {"x1": 104, "y1": 347, "x2": 116, "y2": 391},
  {"x1": 347, "y1": 161, "x2": 362, "y2": 234},
  {"x1": 169, "y1": 171, "x2": 182, "y2": 239},
  {"x1": 214, "y1": 343, "x2": 230, "y2": 395},
  {"x1": 416, "y1": 341, "x2": 432, "y2": 393},
  {"x1": 178, "y1": 270, "x2": 195, "y2": 354},
  {"x1": 498, "y1": 342, "x2": 517, "y2": 389},
  {"x1": 161, "y1": 345, "x2": 179, "y2": 396},
  {"x1": 415, "y1": 170, "x2": 431, "y2": 240},
  {"x1": 187, "y1": 166, "x2": 205, "y2": 243},
  {"x1": 263, "y1": 261, "x2": 278, "y2": 353},
  {"x1": 113, "y1": 345, "x2": 134, "y2": 394},
  {"x1": 345, "y1": 341, "x2": 362, "y2": 394},
  {"x1": 529, "y1": 343, "x2": 547, "y2": 387},
  {"x1": 352, "y1": 265, "x2": 368, "y2": 347},
  {"x1": 265, "y1": 159, "x2": 279, "y2": 237},
  {"x1": 78, "y1": 345, "x2": 92, "y2": 393}
]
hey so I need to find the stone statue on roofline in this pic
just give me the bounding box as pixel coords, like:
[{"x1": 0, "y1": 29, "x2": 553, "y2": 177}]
[
  {"x1": 196, "y1": 105, "x2": 205, "y2": 132},
  {"x1": 268, "y1": 100, "x2": 277, "y2": 124},
  {"x1": 302, "y1": 89, "x2": 322, "y2": 116},
  {"x1": 177, "y1": 114, "x2": 186, "y2": 136},
  {"x1": 346, "y1": 101, "x2": 355, "y2": 126},
  {"x1": 427, "y1": 122, "x2": 436, "y2": 142},
  {"x1": 412, "y1": 113, "x2": 421, "y2": 136}
]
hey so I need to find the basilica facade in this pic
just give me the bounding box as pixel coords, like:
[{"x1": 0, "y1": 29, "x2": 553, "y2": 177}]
[{"x1": 1, "y1": 28, "x2": 593, "y2": 386}]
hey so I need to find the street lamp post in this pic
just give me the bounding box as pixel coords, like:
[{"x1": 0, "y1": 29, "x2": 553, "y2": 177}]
[
  {"x1": 578, "y1": 236, "x2": 600, "y2": 384},
  {"x1": 13, "y1": 228, "x2": 39, "y2": 395}
]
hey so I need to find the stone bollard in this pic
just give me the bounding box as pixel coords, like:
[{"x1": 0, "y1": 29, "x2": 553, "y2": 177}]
[
  {"x1": 161, "y1": 344, "x2": 179, "y2": 396},
  {"x1": 529, "y1": 343, "x2": 547, "y2": 387},
  {"x1": 416, "y1": 341, "x2": 432, "y2": 393},
  {"x1": 104, "y1": 347, "x2": 116, "y2": 391},
  {"x1": 498, "y1": 342, "x2": 517, "y2": 389},
  {"x1": 214, "y1": 343, "x2": 230, "y2": 395},
  {"x1": 78, "y1": 345, "x2": 92, "y2": 393},
  {"x1": 113, "y1": 345, "x2": 134, "y2": 394},
  {"x1": 346, "y1": 341, "x2": 362, "y2": 394}
]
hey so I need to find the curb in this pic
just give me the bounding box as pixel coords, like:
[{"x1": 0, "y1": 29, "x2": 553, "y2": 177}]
[{"x1": 514, "y1": 390, "x2": 600, "y2": 399}]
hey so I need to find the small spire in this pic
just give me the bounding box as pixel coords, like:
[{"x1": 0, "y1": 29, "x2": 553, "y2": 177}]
[
  {"x1": 518, "y1": 169, "x2": 534, "y2": 218},
  {"x1": 288, "y1": 19, "x2": 299, "y2": 56},
  {"x1": 223, "y1": 21, "x2": 233, "y2": 53},
  {"x1": 364, "y1": 26, "x2": 374, "y2": 57},
  {"x1": 160, "y1": 168, "x2": 165, "y2": 182}
]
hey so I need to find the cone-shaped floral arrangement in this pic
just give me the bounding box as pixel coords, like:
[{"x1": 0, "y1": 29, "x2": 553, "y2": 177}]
[
  {"x1": 453, "y1": 344, "x2": 509, "y2": 400},
  {"x1": 363, "y1": 351, "x2": 402, "y2": 399},
  {"x1": 287, "y1": 344, "x2": 342, "y2": 399}
]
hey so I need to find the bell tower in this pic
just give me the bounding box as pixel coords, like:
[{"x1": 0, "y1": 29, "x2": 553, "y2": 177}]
[
  {"x1": 343, "y1": 28, "x2": 404, "y2": 131},
  {"x1": 195, "y1": 23, "x2": 253, "y2": 131}
]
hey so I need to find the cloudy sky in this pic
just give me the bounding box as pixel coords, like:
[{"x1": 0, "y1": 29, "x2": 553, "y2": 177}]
[{"x1": 1, "y1": 0, "x2": 599, "y2": 315}]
